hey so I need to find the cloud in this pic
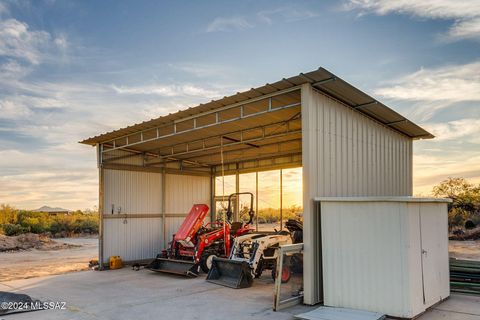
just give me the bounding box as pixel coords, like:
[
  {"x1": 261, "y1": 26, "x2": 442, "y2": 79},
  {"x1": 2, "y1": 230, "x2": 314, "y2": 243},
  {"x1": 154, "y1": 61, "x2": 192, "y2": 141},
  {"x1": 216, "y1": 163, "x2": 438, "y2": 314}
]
[
  {"x1": 449, "y1": 17, "x2": 480, "y2": 40},
  {"x1": 0, "y1": 12, "x2": 150, "y2": 209},
  {"x1": 0, "y1": 2, "x2": 8, "y2": 15},
  {"x1": 206, "y1": 6, "x2": 318, "y2": 32},
  {"x1": 344, "y1": 0, "x2": 480, "y2": 41},
  {"x1": 206, "y1": 17, "x2": 253, "y2": 32},
  {"x1": 0, "y1": 15, "x2": 241, "y2": 209},
  {"x1": 412, "y1": 119, "x2": 480, "y2": 195},
  {"x1": 0, "y1": 99, "x2": 32, "y2": 119},
  {"x1": 0, "y1": 18, "x2": 67, "y2": 65},
  {"x1": 257, "y1": 7, "x2": 319, "y2": 25},
  {"x1": 375, "y1": 61, "x2": 480, "y2": 102},
  {"x1": 54, "y1": 34, "x2": 68, "y2": 49},
  {"x1": 373, "y1": 61, "x2": 480, "y2": 120},
  {"x1": 413, "y1": 151, "x2": 480, "y2": 195},
  {"x1": 168, "y1": 62, "x2": 233, "y2": 78},
  {"x1": 424, "y1": 118, "x2": 480, "y2": 143},
  {"x1": 0, "y1": 0, "x2": 68, "y2": 66},
  {"x1": 0, "y1": 18, "x2": 49, "y2": 64},
  {"x1": 0, "y1": 59, "x2": 31, "y2": 79},
  {"x1": 111, "y1": 83, "x2": 221, "y2": 98},
  {"x1": 0, "y1": 148, "x2": 98, "y2": 210}
]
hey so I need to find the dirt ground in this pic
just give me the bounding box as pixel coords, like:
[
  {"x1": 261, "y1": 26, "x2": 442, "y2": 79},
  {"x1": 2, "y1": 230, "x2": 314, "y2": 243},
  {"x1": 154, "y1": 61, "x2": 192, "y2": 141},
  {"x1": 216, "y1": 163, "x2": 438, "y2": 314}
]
[
  {"x1": 0, "y1": 233, "x2": 80, "y2": 251},
  {"x1": 449, "y1": 239, "x2": 480, "y2": 260},
  {"x1": 0, "y1": 237, "x2": 98, "y2": 282}
]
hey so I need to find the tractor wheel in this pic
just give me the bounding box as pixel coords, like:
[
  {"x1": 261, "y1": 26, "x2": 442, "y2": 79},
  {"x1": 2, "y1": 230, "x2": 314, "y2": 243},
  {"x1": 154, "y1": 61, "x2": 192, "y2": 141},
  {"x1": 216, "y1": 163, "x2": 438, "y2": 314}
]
[
  {"x1": 271, "y1": 264, "x2": 292, "y2": 283},
  {"x1": 200, "y1": 254, "x2": 217, "y2": 273}
]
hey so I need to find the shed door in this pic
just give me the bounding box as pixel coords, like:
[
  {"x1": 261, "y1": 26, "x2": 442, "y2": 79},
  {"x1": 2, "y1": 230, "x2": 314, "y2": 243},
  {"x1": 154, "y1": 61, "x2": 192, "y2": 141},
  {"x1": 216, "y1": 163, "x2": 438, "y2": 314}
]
[{"x1": 420, "y1": 204, "x2": 448, "y2": 306}]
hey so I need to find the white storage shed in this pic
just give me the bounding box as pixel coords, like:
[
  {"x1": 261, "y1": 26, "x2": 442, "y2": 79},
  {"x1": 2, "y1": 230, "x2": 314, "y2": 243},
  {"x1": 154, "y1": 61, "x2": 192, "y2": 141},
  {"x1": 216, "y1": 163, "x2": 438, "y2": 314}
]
[
  {"x1": 81, "y1": 67, "x2": 449, "y2": 319},
  {"x1": 315, "y1": 197, "x2": 451, "y2": 318}
]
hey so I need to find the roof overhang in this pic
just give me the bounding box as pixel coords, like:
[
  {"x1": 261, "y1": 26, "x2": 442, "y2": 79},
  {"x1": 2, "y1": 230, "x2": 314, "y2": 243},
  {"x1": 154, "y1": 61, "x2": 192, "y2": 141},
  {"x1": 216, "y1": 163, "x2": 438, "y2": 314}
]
[{"x1": 81, "y1": 67, "x2": 433, "y2": 169}]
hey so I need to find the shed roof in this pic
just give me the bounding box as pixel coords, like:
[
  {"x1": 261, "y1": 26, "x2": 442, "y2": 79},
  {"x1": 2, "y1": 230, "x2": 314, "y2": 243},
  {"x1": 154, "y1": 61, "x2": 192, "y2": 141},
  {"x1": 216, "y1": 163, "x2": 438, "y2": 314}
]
[{"x1": 81, "y1": 67, "x2": 433, "y2": 146}]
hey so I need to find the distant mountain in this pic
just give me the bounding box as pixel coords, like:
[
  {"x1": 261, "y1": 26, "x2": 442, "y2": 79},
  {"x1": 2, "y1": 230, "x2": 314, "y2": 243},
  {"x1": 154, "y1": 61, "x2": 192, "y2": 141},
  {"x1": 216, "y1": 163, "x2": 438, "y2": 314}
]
[{"x1": 32, "y1": 205, "x2": 71, "y2": 213}]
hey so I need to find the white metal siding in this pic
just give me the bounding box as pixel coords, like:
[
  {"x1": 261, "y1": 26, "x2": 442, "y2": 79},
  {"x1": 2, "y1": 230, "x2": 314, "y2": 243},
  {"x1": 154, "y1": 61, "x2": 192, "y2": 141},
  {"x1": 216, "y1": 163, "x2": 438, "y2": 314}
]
[
  {"x1": 101, "y1": 170, "x2": 211, "y2": 264},
  {"x1": 302, "y1": 85, "x2": 412, "y2": 198},
  {"x1": 103, "y1": 217, "x2": 163, "y2": 262},
  {"x1": 301, "y1": 84, "x2": 413, "y2": 305},
  {"x1": 321, "y1": 201, "x2": 411, "y2": 317},
  {"x1": 405, "y1": 203, "x2": 425, "y2": 316},
  {"x1": 103, "y1": 169, "x2": 162, "y2": 214},
  {"x1": 165, "y1": 174, "x2": 211, "y2": 241},
  {"x1": 102, "y1": 169, "x2": 163, "y2": 263},
  {"x1": 165, "y1": 174, "x2": 210, "y2": 214},
  {"x1": 417, "y1": 202, "x2": 450, "y2": 306},
  {"x1": 319, "y1": 199, "x2": 449, "y2": 318}
]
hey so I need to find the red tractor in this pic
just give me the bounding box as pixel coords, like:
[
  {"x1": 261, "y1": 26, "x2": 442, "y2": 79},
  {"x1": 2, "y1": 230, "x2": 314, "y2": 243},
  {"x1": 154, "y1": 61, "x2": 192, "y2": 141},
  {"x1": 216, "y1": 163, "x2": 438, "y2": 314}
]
[{"x1": 146, "y1": 193, "x2": 255, "y2": 277}]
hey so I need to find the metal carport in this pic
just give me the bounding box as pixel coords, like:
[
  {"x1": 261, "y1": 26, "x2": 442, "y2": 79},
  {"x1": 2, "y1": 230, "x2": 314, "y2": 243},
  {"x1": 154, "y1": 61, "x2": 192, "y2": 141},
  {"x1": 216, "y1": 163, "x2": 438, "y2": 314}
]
[{"x1": 81, "y1": 67, "x2": 433, "y2": 308}]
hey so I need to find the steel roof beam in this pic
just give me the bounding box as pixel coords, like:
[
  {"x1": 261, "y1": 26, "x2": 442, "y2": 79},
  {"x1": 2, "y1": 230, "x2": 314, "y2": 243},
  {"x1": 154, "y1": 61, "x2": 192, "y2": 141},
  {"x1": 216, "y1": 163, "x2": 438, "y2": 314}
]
[
  {"x1": 103, "y1": 116, "x2": 301, "y2": 163},
  {"x1": 145, "y1": 130, "x2": 302, "y2": 165},
  {"x1": 211, "y1": 149, "x2": 302, "y2": 168},
  {"x1": 353, "y1": 101, "x2": 378, "y2": 109},
  {"x1": 175, "y1": 138, "x2": 302, "y2": 164},
  {"x1": 102, "y1": 100, "x2": 300, "y2": 154},
  {"x1": 100, "y1": 86, "x2": 301, "y2": 151}
]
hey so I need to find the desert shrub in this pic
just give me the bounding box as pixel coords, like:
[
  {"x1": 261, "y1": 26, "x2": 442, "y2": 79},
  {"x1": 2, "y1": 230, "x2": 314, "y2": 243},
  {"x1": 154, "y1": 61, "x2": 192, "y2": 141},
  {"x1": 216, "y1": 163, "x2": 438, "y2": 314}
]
[
  {"x1": 433, "y1": 178, "x2": 480, "y2": 229},
  {"x1": 78, "y1": 218, "x2": 99, "y2": 234},
  {"x1": 49, "y1": 220, "x2": 65, "y2": 235},
  {"x1": 0, "y1": 204, "x2": 18, "y2": 224},
  {"x1": 50, "y1": 216, "x2": 74, "y2": 234},
  {"x1": 20, "y1": 217, "x2": 49, "y2": 234},
  {"x1": 257, "y1": 208, "x2": 280, "y2": 223},
  {"x1": 71, "y1": 215, "x2": 99, "y2": 234},
  {"x1": 3, "y1": 223, "x2": 29, "y2": 236},
  {"x1": 16, "y1": 212, "x2": 54, "y2": 234},
  {"x1": 0, "y1": 205, "x2": 99, "y2": 236},
  {"x1": 448, "y1": 208, "x2": 469, "y2": 228},
  {"x1": 472, "y1": 214, "x2": 480, "y2": 226}
]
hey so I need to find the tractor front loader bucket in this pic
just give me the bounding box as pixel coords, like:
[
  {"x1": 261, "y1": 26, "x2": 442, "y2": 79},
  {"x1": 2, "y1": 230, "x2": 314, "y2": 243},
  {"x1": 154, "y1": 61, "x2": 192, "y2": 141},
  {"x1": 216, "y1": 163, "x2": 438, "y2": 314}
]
[
  {"x1": 146, "y1": 256, "x2": 199, "y2": 277},
  {"x1": 206, "y1": 257, "x2": 253, "y2": 289}
]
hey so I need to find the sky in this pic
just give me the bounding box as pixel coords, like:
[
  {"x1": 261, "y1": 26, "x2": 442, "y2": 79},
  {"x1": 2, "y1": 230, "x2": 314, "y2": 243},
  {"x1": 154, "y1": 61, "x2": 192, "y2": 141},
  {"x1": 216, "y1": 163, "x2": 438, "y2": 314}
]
[{"x1": 0, "y1": 0, "x2": 479, "y2": 210}]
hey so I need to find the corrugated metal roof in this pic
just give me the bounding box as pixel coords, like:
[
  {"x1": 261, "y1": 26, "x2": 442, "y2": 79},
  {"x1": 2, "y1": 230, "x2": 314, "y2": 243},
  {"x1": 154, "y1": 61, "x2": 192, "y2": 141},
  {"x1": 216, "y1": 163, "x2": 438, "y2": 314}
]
[{"x1": 80, "y1": 67, "x2": 433, "y2": 145}]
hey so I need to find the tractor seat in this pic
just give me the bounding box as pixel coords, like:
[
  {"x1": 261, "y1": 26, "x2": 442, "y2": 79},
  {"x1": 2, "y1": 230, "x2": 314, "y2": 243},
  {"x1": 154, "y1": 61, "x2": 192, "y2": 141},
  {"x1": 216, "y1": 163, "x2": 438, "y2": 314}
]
[{"x1": 230, "y1": 222, "x2": 243, "y2": 234}]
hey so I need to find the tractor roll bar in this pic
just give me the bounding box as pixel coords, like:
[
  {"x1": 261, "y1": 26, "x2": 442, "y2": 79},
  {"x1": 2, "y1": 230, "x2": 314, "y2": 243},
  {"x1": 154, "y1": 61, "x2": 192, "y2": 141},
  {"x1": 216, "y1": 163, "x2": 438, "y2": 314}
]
[{"x1": 226, "y1": 192, "x2": 255, "y2": 225}]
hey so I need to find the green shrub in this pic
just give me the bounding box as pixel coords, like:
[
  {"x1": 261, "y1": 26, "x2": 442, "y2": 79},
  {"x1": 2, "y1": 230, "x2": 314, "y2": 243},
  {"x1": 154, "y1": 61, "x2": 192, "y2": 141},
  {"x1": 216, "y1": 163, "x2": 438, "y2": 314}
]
[
  {"x1": 433, "y1": 177, "x2": 480, "y2": 229},
  {"x1": 20, "y1": 217, "x2": 50, "y2": 234},
  {"x1": 3, "y1": 223, "x2": 29, "y2": 236},
  {"x1": 78, "y1": 218, "x2": 99, "y2": 234},
  {"x1": 0, "y1": 204, "x2": 17, "y2": 224},
  {"x1": 0, "y1": 205, "x2": 99, "y2": 236},
  {"x1": 49, "y1": 218, "x2": 72, "y2": 234}
]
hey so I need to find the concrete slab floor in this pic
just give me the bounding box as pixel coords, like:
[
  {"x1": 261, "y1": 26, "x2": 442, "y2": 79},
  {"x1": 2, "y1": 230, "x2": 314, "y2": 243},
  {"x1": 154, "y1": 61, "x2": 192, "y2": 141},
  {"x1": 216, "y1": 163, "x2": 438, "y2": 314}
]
[
  {"x1": 0, "y1": 268, "x2": 313, "y2": 320},
  {"x1": 1, "y1": 269, "x2": 479, "y2": 320}
]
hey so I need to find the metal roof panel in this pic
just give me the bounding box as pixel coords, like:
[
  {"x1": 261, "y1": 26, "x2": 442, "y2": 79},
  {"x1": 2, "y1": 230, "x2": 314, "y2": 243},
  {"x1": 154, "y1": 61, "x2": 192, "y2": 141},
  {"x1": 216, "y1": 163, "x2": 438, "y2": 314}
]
[{"x1": 80, "y1": 67, "x2": 433, "y2": 145}]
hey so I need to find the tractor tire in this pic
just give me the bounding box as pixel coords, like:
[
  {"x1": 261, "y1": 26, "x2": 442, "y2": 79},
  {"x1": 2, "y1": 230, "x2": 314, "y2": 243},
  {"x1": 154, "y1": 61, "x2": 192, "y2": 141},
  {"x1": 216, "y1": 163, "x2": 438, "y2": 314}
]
[
  {"x1": 271, "y1": 264, "x2": 292, "y2": 283},
  {"x1": 272, "y1": 256, "x2": 292, "y2": 283},
  {"x1": 200, "y1": 254, "x2": 217, "y2": 273}
]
